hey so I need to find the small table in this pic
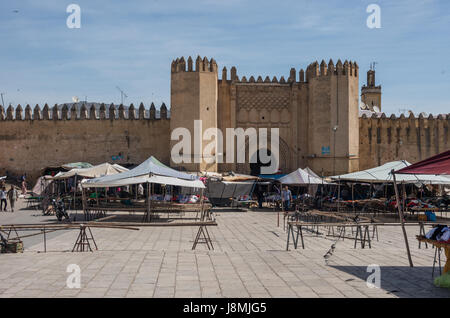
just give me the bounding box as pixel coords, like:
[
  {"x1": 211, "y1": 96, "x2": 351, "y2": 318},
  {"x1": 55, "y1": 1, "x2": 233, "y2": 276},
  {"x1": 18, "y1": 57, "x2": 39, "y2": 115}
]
[
  {"x1": 417, "y1": 236, "x2": 450, "y2": 276},
  {"x1": 231, "y1": 199, "x2": 257, "y2": 209}
]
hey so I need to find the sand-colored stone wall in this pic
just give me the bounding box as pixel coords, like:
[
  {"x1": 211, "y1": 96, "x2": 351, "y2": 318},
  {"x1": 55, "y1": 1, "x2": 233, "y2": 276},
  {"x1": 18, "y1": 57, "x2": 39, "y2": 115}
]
[
  {"x1": 0, "y1": 105, "x2": 170, "y2": 182},
  {"x1": 5, "y1": 57, "x2": 445, "y2": 182},
  {"x1": 359, "y1": 114, "x2": 450, "y2": 170}
]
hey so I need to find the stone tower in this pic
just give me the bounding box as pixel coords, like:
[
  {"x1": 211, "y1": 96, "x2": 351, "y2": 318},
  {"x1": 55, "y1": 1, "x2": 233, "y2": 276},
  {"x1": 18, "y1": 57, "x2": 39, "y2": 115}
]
[
  {"x1": 307, "y1": 60, "x2": 360, "y2": 175},
  {"x1": 170, "y1": 56, "x2": 219, "y2": 172},
  {"x1": 361, "y1": 68, "x2": 381, "y2": 111}
]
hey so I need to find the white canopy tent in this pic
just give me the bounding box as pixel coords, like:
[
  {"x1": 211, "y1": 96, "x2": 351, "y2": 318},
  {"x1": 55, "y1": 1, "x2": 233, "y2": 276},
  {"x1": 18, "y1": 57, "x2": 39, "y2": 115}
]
[
  {"x1": 331, "y1": 160, "x2": 450, "y2": 184},
  {"x1": 279, "y1": 167, "x2": 328, "y2": 185},
  {"x1": 277, "y1": 167, "x2": 328, "y2": 215},
  {"x1": 80, "y1": 156, "x2": 206, "y2": 222},
  {"x1": 31, "y1": 175, "x2": 53, "y2": 196},
  {"x1": 81, "y1": 156, "x2": 205, "y2": 189},
  {"x1": 52, "y1": 163, "x2": 129, "y2": 180}
]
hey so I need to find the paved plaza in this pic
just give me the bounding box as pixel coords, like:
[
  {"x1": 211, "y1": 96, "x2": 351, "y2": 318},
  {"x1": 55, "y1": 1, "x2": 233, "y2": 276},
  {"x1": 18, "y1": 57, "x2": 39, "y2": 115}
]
[{"x1": 0, "y1": 199, "x2": 449, "y2": 298}]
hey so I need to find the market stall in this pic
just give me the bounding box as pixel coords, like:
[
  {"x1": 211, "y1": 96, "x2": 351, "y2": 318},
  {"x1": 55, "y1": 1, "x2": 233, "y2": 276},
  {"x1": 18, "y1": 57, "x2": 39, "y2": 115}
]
[
  {"x1": 278, "y1": 167, "x2": 328, "y2": 211},
  {"x1": 330, "y1": 160, "x2": 450, "y2": 214},
  {"x1": 204, "y1": 172, "x2": 258, "y2": 207},
  {"x1": 394, "y1": 150, "x2": 450, "y2": 280},
  {"x1": 81, "y1": 156, "x2": 209, "y2": 222}
]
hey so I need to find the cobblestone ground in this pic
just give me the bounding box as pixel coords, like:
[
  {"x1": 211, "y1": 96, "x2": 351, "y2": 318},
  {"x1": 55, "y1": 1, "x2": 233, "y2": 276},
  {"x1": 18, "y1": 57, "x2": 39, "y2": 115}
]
[{"x1": 0, "y1": 198, "x2": 449, "y2": 298}]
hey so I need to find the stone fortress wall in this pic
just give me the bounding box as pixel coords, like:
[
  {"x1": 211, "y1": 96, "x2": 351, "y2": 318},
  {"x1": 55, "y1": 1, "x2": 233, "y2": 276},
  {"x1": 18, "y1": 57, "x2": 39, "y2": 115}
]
[
  {"x1": 0, "y1": 103, "x2": 170, "y2": 181},
  {"x1": 359, "y1": 112, "x2": 450, "y2": 170},
  {"x1": 0, "y1": 56, "x2": 448, "y2": 182},
  {"x1": 171, "y1": 56, "x2": 360, "y2": 176}
]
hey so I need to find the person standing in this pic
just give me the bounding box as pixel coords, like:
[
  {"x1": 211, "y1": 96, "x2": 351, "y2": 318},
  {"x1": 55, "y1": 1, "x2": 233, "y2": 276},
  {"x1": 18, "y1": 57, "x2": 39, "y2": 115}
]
[
  {"x1": 138, "y1": 183, "x2": 144, "y2": 197},
  {"x1": 255, "y1": 185, "x2": 264, "y2": 209},
  {"x1": 281, "y1": 185, "x2": 292, "y2": 212},
  {"x1": 20, "y1": 174, "x2": 27, "y2": 195},
  {"x1": 0, "y1": 187, "x2": 7, "y2": 211},
  {"x1": 7, "y1": 186, "x2": 19, "y2": 212}
]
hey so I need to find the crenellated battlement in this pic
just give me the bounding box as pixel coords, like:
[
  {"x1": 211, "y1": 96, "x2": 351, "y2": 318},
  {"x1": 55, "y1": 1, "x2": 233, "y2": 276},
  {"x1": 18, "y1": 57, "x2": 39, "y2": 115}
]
[
  {"x1": 359, "y1": 111, "x2": 450, "y2": 170},
  {"x1": 0, "y1": 103, "x2": 170, "y2": 121},
  {"x1": 2, "y1": 54, "x2": 446, "y2": 181},
  {"x1": 222, "y1": 58, "x2": 358, "y2": 85},
  {"x1": 171, "y1": 56, "x2": 218, "y2": 73},
  {"x1": 360, "y1": 111, "x2": 450, "y2": 120},
  {"x1": 306, "y1": 59, "x2": 358, "y2": 79}
]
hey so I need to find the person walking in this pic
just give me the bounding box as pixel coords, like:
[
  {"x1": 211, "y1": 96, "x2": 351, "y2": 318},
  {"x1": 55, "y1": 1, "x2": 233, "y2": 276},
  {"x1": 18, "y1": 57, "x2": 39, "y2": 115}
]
[
  {"x1": 0, "y1": 187, "x2": 7, "y2": 211},
  {"x1": 7, "y1": 186, "x2": 19, "y2": 212}
]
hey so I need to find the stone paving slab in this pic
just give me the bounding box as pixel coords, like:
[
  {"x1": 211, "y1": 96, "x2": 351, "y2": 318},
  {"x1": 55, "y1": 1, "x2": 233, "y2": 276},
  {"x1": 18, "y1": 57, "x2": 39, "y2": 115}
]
[{"x1": 0, "y1": 199, "x2": 449, "y2": 298}]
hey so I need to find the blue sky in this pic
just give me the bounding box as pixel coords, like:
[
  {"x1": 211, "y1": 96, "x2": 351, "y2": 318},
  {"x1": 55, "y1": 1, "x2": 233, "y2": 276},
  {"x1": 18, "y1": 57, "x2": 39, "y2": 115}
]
[{"x1": 0, "y1": 0, "x2": 449, "y2": 115}]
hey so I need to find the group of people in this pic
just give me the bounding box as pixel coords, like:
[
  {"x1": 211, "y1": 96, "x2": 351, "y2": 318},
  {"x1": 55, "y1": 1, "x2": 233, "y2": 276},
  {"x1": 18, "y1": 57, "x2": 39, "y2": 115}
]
[
  {"x1": 0, "y1": 186, "x2": 19, "y2": 212},
  {"x1": 0, "y1": 173, "x2": 26, "y2": 212}
]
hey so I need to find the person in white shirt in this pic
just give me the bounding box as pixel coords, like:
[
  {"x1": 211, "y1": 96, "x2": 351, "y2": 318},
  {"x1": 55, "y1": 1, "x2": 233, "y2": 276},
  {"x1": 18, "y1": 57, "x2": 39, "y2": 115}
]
[
  {"x1": 7, "y1": 186, "x2": 19, "y2": 212},
  {"x1": 138, "y1": 184, "x2": 144, "y2": 197},
  {"x1": 0, "y1": 187, "x2": 7, "y2": 211}
]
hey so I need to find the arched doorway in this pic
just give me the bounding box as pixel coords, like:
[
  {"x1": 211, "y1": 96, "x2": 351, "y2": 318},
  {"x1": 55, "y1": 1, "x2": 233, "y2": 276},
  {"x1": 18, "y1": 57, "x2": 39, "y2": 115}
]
[
  {"x1": 235, "y1": 135, "x2": 290, "y2": 175},
  {"x1": 249, "y1": 149, "x2": 273, "y2": 176}
]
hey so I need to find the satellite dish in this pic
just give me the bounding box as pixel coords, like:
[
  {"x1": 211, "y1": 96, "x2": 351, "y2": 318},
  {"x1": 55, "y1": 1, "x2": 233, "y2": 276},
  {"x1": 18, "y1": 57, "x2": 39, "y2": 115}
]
[
  {"x1": 373, "y1": 106, "x2": 380, "y2": 113},
  {"x1": 72, "y1": 96, "x2": 79, "y2": 103},
  {"x1": 359, "y1": 101, "x2": 369, "y2": 110}
]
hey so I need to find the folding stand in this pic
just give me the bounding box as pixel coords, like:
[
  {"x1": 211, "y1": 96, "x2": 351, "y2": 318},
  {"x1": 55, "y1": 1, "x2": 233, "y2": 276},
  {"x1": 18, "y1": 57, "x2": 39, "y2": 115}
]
[
  {"x1": 418, "y1": 222, "x2": 428, "y2": 249},
  {"x1": 353, "y1": 225, "x2": 371, "y2": 249},
  {"x1": 72, "y1": 225, "x2": 98, "y2": 252},
  {"x1": 192, "y1": 225, "x2": 214, "y2": 250},
  {"x1": 432, "y1": 247, "x2": 442, "y2": 278}
]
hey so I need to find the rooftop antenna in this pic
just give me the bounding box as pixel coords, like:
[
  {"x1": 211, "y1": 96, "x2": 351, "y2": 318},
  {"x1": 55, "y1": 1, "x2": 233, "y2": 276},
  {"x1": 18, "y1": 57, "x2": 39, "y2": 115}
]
[
  {"x1": 0, "y1": 92, "x2": 5, "y2": 107},
  {"x1": 116, "y1": 86, "x2": 128, "y2": 105},
  {"x1": 370, "y1": 62, "x2": 378, "y2": 71}
]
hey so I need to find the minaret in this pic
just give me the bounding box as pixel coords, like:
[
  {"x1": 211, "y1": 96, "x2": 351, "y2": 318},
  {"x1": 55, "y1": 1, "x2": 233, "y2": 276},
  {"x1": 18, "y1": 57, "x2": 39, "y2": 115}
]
[{"x1": 361, "y1": 64, "x2": 382, "y2": 111}]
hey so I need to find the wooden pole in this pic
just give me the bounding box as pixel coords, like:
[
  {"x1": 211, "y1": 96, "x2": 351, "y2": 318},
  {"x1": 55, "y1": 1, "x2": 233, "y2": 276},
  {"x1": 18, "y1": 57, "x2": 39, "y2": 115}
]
[
  {"x1": 337, "y1": 177, "x2": 341, "y2": 212},
  {"x1": 73, "y1": 174, "x2": 77, "y2": 221},
  {"x1": 81, "y1": 186, "x2": 87, "y2": 221},
  {"x1": 392, "y1": 170, "x2": 414, "y2": 267},
  {"x1": 146, "y1": 182, "x2": 150, "y2": 222},
  {"x1": 298, "y1": 186, "x2": 302, "y2": 212},
  {"x1": 402, "y1": 182, "x2": 407, "y2": 215},
  {"x1": 200, "y1": 188, "x2": 205, "y2": 220},
  {"x1": 279, "y1": 182, "x2": 282, "y2": 227},
  {"x1": 351, "y1": 183, "x2": 355, "y2": 213}
]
